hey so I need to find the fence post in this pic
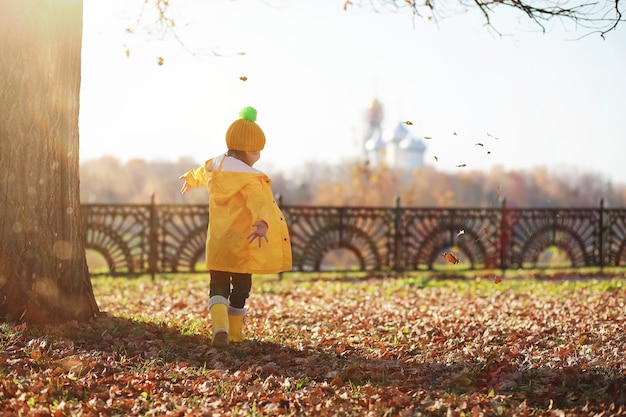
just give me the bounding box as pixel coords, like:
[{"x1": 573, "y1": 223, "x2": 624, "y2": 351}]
[
  {"x1": 394, "y1": 196, "x2": 401, "y2": 272},
  {"x1": 148, "y1": 193, "x2": 158, "y2": 281},
  {"x1": 499, "y1": 198, "x2": 507, "y2": 273},
  {"x1": 599, "y1": 198, "x2": 604, "y2": 272}
]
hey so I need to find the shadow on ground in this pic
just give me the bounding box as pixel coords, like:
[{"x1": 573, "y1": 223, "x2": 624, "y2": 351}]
[{"x1": 9, "y1": 311, "x2": 622, "y2": 413}]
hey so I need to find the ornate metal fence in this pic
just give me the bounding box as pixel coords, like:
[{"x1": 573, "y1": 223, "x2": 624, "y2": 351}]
[{"x1": 81, "y1": 197, "x2": 626, "y2": 277}]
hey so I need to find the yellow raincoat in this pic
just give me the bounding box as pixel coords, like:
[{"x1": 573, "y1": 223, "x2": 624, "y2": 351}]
[{"x1": 181, "y1": 158, "x2": 292, "y2": 274}]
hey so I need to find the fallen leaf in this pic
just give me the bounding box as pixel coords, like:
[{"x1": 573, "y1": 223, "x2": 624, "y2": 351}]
[{"x1": 239, "y1": 76, "x2": 248, "y2": 81}]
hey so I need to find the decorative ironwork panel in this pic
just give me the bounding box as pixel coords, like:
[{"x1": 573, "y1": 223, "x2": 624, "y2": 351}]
[
  {"x1": 282, "y1": 206, "x2": 396, "y2": 272},
  {"x1": 82, "y1": 200, "x2": 624, "y2": 276},
  {"x1": 502, "y1": 208, "x2": 600, "y2": 268},
  {"x1": 399, "y1": 207, "x2": 501, "y2": 270},
  {"x1": 157, "y1": 205, "x2": 209, "y2": 273},
  {"x1": 82, "y1": 204, "x2": 150, "y2": 275},
  {"x1": 603, "y1": 209, "x2": 626, "y2": 266}
]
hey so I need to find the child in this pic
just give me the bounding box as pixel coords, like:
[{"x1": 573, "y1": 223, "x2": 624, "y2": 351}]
[{"x1": 179, "y1": 106, "x2": 292, "y2": 348}]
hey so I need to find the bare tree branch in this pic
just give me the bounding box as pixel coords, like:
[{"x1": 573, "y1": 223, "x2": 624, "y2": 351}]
[
  {"x1": 600, "y1": 0, "x2": 623, "y2": 37},
  {"x1": 347, "y1": 0, "x2": 623, "y2": 36},
  {"x1": 132, "y1": 0, "x2": 622, "y2": 63}
]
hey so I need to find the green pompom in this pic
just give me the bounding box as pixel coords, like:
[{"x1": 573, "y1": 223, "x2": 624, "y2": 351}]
[{"x1": 239, "y1": 106, "x2": 257, "y2": 122}]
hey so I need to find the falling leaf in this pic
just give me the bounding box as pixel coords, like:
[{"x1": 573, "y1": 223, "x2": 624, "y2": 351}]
[
  {"x1": 424, "y1": 136, "x2": 432, "y2": 140},
  {"x1": 456, "y1": 230, "x2": 465, "y2": 237},
  {"x1": 442, "y1": 252, "x2": 460, "y2": 264},
  {"x1": 475, "y1": 143, "x2": 484, "y2": 147},
  {"x1": 476, "y1": 228, "x2": 489, "y2": 242},
  {"x1": 404, "y1": 121, "x2": 413, "y2": 125},
  {"x1": 496, "y1": 185, "x2": 501, "y2": 199},
  {"x1": 453, "y1": 132, "x2": 458, "y2": 136},
  {"x1": 494, "y1": 276, "x2": 503, "y2": 284},
  {"x1": 343, "y1": 0, "x2": 352, "y2": 10},
  {"x1": 433, "y1": 156, "x2": 438, "y2": 162},
  {"x1": 157, "y1": 57, "x2": 164, "y2": 66},
  {"x1": 239, "y1": 76, "x2": 248, "y2": 81},
  {"x1": 124, "y1": 48, "x2": 130, "y2": 58},
  {"x1": 487, "y1": 132, "x2": 499, "y2": 139},
  {"x1": 456, "y1": 164, "x2": 467, "y2": 168}
]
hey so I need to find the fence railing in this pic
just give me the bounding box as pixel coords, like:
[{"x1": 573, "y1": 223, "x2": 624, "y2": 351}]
[{"x1": 81, "y1": 197, "x2": 626, "y2": 278}]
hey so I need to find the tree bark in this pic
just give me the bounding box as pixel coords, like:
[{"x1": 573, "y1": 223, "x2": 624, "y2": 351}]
[{"x1": 0, "y1": 0, "x2": 99, "y2": 324}]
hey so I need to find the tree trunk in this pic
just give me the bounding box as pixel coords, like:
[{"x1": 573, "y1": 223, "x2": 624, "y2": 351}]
[{"x1": 0, "y1": 0, "x2": 99, "y2": 324}]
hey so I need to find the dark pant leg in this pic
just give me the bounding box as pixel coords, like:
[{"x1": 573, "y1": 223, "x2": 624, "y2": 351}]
[
  {"x1": 229, "y1": 273, "x2": 252, "y2": 309},
  {"x1": 209, "y1": 270, "x2": 231, "y2": 299}
]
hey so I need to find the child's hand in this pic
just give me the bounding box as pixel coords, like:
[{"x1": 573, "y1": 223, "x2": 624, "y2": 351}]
[
  {"x1": 178, "y1": 176, "x2": 190, "y2": 195},
  {"x1": 248, "y1": 221, "x2": 269, "y2": 247}
]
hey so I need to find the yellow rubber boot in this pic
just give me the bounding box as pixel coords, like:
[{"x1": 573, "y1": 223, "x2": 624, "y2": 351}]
[
  {"x1": 228, "y1": 306, "x2": 246, "y2": 343},
  {"x1": 208, "y1": 296, "x2": 229, "y2": 348}
]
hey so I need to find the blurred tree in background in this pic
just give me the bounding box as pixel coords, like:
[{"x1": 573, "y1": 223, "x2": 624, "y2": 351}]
[{"x1": 80, "y1": 156, "x2": 626, "y2": 208}]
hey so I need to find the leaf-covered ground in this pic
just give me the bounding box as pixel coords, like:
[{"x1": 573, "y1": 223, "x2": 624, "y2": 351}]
[{"x1": 1, "y1": 274, "x2": 625, "y2": 416}]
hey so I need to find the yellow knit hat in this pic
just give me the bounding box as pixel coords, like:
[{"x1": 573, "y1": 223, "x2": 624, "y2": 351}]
[{"x1": 225, "y1": 106, "x2": 266, "y2": 151}]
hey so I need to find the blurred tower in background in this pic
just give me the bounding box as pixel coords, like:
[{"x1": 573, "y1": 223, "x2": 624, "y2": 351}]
[
  {"x1": 362, "y1": 98, "x2": 426, "y2": 170},
  {"x1": 362, "y1": 98, "x2": 385, "y2": 166}
]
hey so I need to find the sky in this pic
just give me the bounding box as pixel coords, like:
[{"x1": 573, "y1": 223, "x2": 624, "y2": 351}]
[{"x1": 79, "y1": 0, "x2": 626, "y2": 185}]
